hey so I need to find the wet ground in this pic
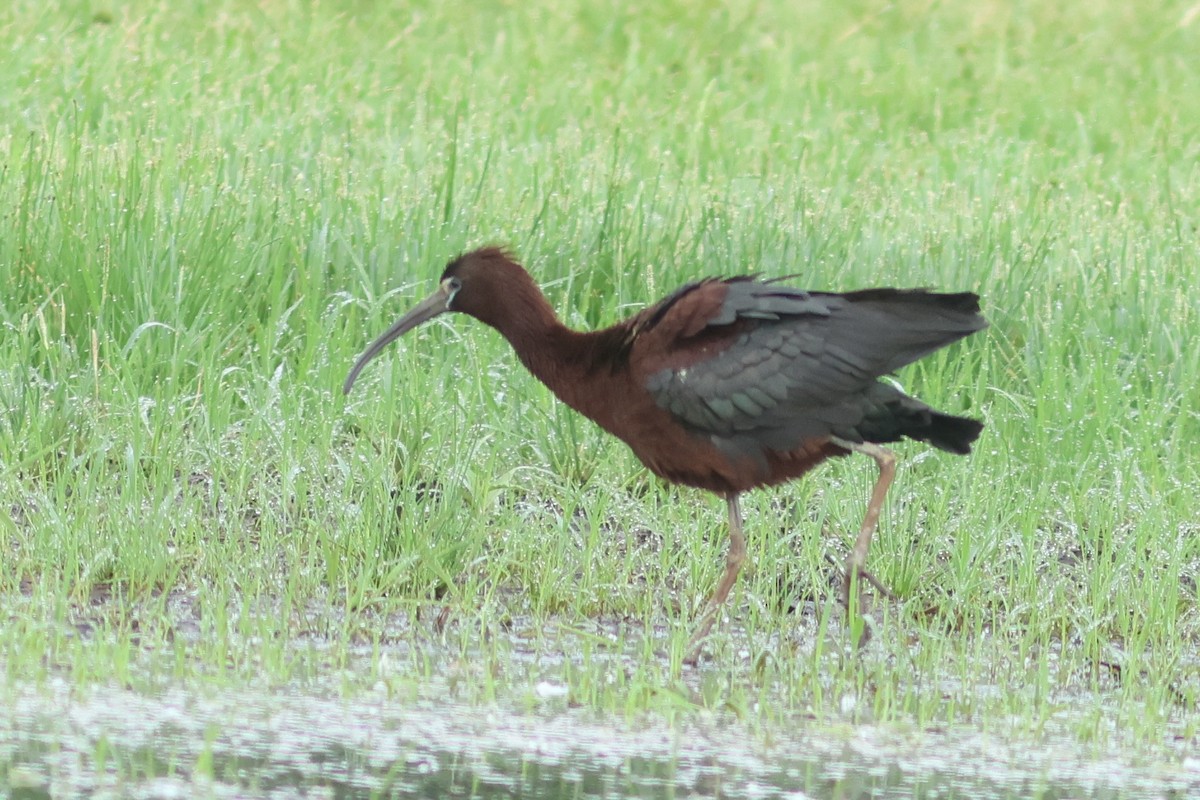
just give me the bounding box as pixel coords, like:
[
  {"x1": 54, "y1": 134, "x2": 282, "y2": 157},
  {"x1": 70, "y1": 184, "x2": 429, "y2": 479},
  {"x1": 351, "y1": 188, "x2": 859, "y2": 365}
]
[
  {"x1": 3, "y1": 666, "x2": 1198, "y2": 799},
  {"x1": 3, "y1": 584, "x2": 1198, "y2": 798}
]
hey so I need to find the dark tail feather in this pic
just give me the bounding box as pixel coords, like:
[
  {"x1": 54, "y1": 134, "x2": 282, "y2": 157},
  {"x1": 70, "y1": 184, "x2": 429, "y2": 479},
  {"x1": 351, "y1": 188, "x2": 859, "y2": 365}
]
[
  {"x1": 921, "y1": 411, "x2": 984, "y2": 455},
  {"x1": 860, "y1": 402, "x2": 984, "y2": 455}
]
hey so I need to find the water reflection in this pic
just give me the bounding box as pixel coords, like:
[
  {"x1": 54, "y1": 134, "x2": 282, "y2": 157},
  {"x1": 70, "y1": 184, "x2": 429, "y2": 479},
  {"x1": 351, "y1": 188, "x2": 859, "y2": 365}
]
[{"x1": 2, "y1": 679, "x2": 1194, "y2": 799}]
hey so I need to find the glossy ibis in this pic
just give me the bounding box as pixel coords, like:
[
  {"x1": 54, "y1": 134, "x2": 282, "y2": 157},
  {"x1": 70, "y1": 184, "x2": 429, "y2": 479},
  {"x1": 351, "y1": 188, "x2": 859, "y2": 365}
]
[{"x1": 344, "y1": 247, "x2": 987, "y2": 663}]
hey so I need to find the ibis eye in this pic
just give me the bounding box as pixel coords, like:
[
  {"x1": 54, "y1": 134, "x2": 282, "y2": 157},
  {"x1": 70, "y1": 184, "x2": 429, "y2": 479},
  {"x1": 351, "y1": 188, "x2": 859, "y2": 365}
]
[{"x1": 442, "y1": 276, "x2": 463, "y2": 307}]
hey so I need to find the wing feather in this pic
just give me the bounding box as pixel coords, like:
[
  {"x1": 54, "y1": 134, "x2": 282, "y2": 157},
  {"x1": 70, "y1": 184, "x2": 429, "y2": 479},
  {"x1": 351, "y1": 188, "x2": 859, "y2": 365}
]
[{"x1": 639, "y1": 279, "x2": 985, "y2": 454}]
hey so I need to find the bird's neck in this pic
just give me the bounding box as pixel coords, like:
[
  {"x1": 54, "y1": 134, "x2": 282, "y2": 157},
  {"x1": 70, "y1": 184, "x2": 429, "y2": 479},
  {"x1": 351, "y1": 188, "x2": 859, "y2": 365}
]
[{"x1": 480, "y1": 290, "x2": 613, "y2": 417}]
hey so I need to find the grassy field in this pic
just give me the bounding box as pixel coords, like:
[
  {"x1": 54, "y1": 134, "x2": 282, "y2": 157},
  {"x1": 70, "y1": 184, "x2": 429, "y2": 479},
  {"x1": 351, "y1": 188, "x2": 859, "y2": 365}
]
[{"x1": 2, "y1": 0, "x2": 1199, "y2": 794}]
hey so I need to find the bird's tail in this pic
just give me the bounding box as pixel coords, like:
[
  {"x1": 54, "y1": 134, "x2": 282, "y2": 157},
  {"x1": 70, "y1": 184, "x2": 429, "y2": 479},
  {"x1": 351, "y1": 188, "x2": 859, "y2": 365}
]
[
  {"x1": 858, "y1": 395, "x2": 984, "y2": 455},
  {"x1": 916, "y1": 410, "x2": 983, "y2": 455}
]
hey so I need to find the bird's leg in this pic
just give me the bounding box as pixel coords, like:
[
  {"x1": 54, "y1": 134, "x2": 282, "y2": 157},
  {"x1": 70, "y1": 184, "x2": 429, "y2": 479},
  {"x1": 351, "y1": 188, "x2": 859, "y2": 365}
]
[
  {"x1": 684, "y1": 493, "x2": 745, "y2": 665},
  {"x1": 831, "y1": 439, "x2": 898, "y2": 613}
]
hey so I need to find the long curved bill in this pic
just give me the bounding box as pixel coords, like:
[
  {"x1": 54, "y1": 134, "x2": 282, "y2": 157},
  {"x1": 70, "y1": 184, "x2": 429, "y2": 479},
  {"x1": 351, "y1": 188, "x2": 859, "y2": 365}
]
[{"x1": 343, "y1": 284, "x2": 453, "y2": 395}]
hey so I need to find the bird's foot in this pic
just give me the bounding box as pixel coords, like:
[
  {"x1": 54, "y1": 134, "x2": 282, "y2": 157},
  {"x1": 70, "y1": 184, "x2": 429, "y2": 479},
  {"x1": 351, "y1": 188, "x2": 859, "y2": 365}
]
[
  {"x1": 831, "y1": 555, "x2": 896, "y2": 614},
  {"x1": 836, "y1": 560, "x2": 895, "y2": 649},
  {"x1": 683, "y1": 604, "x2": 720, "y2": 666}
]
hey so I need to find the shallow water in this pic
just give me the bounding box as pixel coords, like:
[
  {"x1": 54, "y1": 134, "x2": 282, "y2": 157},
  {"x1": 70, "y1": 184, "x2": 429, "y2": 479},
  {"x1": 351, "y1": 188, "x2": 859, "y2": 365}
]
[
  {"x1": 3, "y1": 588, "x2": 1196, "y2": 798},
  {"x1": 3, "y1": 675, "x2": 1197, "y2": 799}
]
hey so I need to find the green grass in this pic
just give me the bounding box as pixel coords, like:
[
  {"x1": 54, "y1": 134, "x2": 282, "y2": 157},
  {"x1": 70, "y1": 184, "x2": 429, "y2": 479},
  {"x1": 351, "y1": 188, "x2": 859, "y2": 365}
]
[{"x1": 2, "y1": 0, "x2": 1199, "y2": 789}]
